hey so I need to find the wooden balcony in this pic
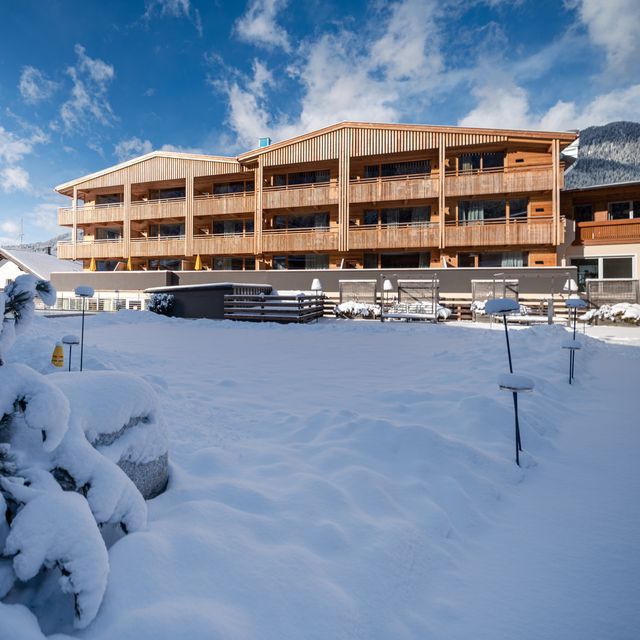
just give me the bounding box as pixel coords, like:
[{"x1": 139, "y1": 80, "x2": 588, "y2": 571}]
[
  {"x1": 350, "y1": 174, "x2": 438, "y2": 204},
  {"x1": 194, "y1": 193, "x2": 254, "y2": 216},
  {"x1": 575, "y1": 219, "x2": 640, "y2": 245},
  {"x1": 263, "y1": 182, "x2": 338, "y2": 209},
  {"x1": 193, "y1": 233, "x2": 254, "y2": 255},
  {"x1": 130, "y1": 236, "x2": 185, "y2": 257},
  {"x1": 130, "y1": 198, "x2": 185, "y2": 221},
  {"x1": 262, "y1": 229, "x2": 339, "y2": 253},
  {"x1": 445, "y1": 165, "x2": 554, "y2": 198},
  {"x1": 444, "y1": 217, "x2": 559, "y2": 248},
  {"x1": 58, "y1": 204, "x2": 124, "y2": 226},
  {"x1": 57, "y1": 239, "x2": 125, "y2": 259},
  {"x1": 349, "y1": 223, "x2": 439, "y2": 250}
]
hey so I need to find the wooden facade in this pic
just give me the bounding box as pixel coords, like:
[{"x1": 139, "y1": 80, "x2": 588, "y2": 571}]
[{"x1": 55, "y1": 122, "x2": 578, "y2": 271}]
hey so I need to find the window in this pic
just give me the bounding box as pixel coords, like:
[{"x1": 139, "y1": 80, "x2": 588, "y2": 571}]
[
  {"x1": 574, "y1": 204, "x2": 593, "y2": 222},
  {"x1": 363, "y1": 210, "x2": 378, "y2": 225},
  {"x1": 213, "y1": 257, "x2": 244, "y2": 270},
  {"x1": 95, "y1": 193, "x2": 122, "y2": 205},
  {"x1": 381, "y1": 252, "x2": 430, "y2": 268},
  {"x1": 609, "y1": 201, "x2": 640, "y2": 220},
  {"x1": 95, "y1": 227, "x2": 122, "y2": 240},
  {"x1": 271, "y1": 170, "x2": 330, "y2": 186},
  {"x1": 96, "y1": 260, "x2": 119, "y2": 271},
  {"x1": 148, "y1": 223, "x2": 185, "y2": 237},
  {"x1": 571, "y1": 256, "x2": 634, "y2": 289},
  {"x1": 148, "y1": 187, "x2": 185, "y2": 200},
  {"x1": 149, "y1": 258, "x2": 181, "y2": 270},
  {"x1": 363, "y1": 253, "x2": 378, "y2": 269},
  {"x1": 459, "y1": 153, "x2": 481, "y2": 172},
  {"x1": 364, "y1": 160, "x2": 431, "y2": 178},
  {"x1": 483, "y1": 152, "x2": 504, "y2": 169},
  {"x1": 380, "y1": 206, "x2": 431, "y2": 226},
  {"x1": 479, "y1": 252, "x2": 527, "y2": 268},
  {"x1": 458, "y1": 152, "x2": 504, "y2": 172},
  {"x1": 305, "y1": 254, "x2": 329, "y2": 269},
  {"x1": 213, "y1": 181, "x2": 245, "y2": 195},
  {"x1": 510, "y1": 198, "x2": 528, "y2": 219},
  {"x1": 273, "y1": 213, "x2": 329, "y2": 230},
  {"x1": 602, "y1": 257, "x2": 633, "y2": 279},
  {"x1": 458, "y1": 200, "x2": 506, "y2": 222},
  {"x1": 273, "y1": 256, "x2": 287, "y2": 270},
  {"x1": 213, "y1": 220, "x2": 244, "y2": 235}
]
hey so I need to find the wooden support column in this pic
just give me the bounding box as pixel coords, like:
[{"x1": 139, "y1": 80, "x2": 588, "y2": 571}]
[
  {"x1": 124, "y1": 178, "x2": 131, "y2": 260},
  {"x1": 438, "y1": 133, "x2": 446, "y2": 250},
  {"x1": 338, "y1": 127, "x2": 350, "y2": 253},
  {"x1": 72, "y1": 185, "x2": 78, "y2": 261},
  {"x1": 185, "y1": 171, "x2": 194, "y2": 256},
  {"x1": 254, "y1": 160, "x2": 263, "y2": 257},
  {"x1": 552, "y1": 138, "x2": 560, "y2": 246}
]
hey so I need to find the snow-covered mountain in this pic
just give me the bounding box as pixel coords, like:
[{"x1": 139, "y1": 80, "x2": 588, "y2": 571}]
[{"x1": 4, "y1": 232, "x2": 70, "y2": 257}]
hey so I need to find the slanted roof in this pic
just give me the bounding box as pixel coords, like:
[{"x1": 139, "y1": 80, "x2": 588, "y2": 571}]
[
  {"x1": 0, "y1": 247, "x2": 83, "y2": 280},
  {"x1": 238, "y1": 121, "x2": 578, "y2": 164},
  {"x1": 55, "y1": 150, "x2": 244, "y2": 196},
  {"x1": 564, "y1": 121, "x2": 640, "y2": 191}
]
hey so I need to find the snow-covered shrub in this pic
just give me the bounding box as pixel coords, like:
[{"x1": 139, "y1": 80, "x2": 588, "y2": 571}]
[
  {"x1": 472, "y1": 299, "x2": 530, "y2": 317},
  {"x1": 581, "y1": 303, "x2": 640, "y2": 325},
  {"x1": 0, "y1": 275, "x2": 160, "y2": 630},
  {"x1": 334, "y1": 301, "x2": 381, "y2": 319},
  {"x1": 147, "y1": 293, "x2": 175, "y2": 315}
]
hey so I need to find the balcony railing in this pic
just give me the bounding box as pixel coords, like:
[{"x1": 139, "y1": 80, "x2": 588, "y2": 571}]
[
  {"x1": 130, "y1": 197, "x2": 185, "y2": 220},
  {"x1": 349, "y1": 222, "x2": 440, "y2": 250},
  {"x1": 444, "y1": 216, "x2": 559, "y2": 248},
  {"x1": 444, "y1": 164, "x2": 555, "y2": 197},
  {"x1": 262, "y1": 228, "x2": 339, "y2": 253},
  {"x1": 57, "y1": 238, "x2": 124, "y2": 259},
  {"x1": 263, "y1": 182, "x2": 338, "y2": 209},
  {"x1": 130, "y1": 235, "x2": 185, "y2": 257},
  {"x1": 58, "y1": 202, "x2": 124, "y2": 225},
  {"x1": 350, "y1": 174, "x2": 438, "y2": 204},
  {"x1": 575, "y1": 218, "x2": 640, "y2": 245},
  {"x1": 193, "y1": 233, "x2": 254, "y2": 255},
  {"x1": 194, "y1": 192, "x2": 255, "y2": 216}
]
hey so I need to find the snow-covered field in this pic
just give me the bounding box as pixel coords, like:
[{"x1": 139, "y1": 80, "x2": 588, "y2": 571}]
[{"x1": 3, "y1": 313, "x2": 640, "y2": 639}]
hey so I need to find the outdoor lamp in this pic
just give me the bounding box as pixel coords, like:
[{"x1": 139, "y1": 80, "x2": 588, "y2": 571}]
[
  {"x1": 75, "y1": 285, "x2": 94, "y2": 372},
  {"x1": 62, "y1": 334, "x2": 80, "y2": 372}
]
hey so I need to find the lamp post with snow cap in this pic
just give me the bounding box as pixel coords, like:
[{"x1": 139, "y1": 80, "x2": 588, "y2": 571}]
[
  {"x1": 310, "y1": 278, "x2": 323, "y2": 322},
  {"x1": 563, "y1": 297, "x2": 588, "y2": 384},
  {"x1": 61, "y1": 335, "x2": 79, "y2": 371},
  {"x1": 485, "y1": 298, "x2": 534, "y2": 466},
  {"x1": 75, "y1": 285, "x2": 94, "y2": 372}
]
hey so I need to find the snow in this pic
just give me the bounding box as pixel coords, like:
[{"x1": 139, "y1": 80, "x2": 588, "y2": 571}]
[
  {"x1": 497, "y1": 372, "x2": 535, "y2": 391},
  {"x1": 3, "y1": 312, "x2": 640, "y2": 638},
  {"x1": 0, "y1": 247, "x2": 83, "y2": 281},
  {"x1": 74, "y1": 286, "x2": 94, "y2": 298},
  {"x1": 484, "y1": 298, "x2": 520, "y2": 315}
]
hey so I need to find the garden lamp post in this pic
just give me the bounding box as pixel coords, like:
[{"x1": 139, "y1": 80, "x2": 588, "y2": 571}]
[
  {"x1": 74, "y1": 285, "x2": 94, "y2": 372},
  {"x1": 485, "y1": 297, "x2": 534, "y2": 466},
  {"x1": 563, "y1": 297, "x2": 588, "y2": 384},
  {"x1": 61, "y1": 334, "x2": 80, "y2": 372},
  {"x1": 311, "y1": 278, "x2": 323, "y2": 322}
]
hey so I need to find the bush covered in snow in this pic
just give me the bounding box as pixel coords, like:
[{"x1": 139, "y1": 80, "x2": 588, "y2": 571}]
[
  {"x1": 581, "y1": 303, "x2": 640, "y2": 325},
  {"x1": 147, "y1": 293, "x2": 175, "y2": 315},
  {"x1": 472, "y1": 299, "x2": 531, "y2": 317},
  {"x1": 0, "y1": 275, "x2": 166, "y2": 631},
  {"x1": 334, "y1": 301, "x2": 381, "y2": 319}
]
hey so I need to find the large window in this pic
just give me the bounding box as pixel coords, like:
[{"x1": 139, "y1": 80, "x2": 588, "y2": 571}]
[
  {"x1": 510, "y1": 199, "x2": 528, "y2": 219},
  {"x1": 148, "y1": 223, "x2": 185, "y2": 237},
  {"x1": 458, "y1": 200, "x2": 506, "y2": 222},
  {"x1": 213, "y1": 181, "x2": 254, "y2": 195},
  {"x1": 603, "y1": 257, "x2": 633, "y2": 279},
  {"x1": 213, "y1": 220, "x2": 245, "y2": 235},
  {"x1": 608, "y1": 201, "x2": 640, "y2": 220},
  {"x1": 478, "y1": 252, "x2": 527, "y2": 268},
  {"x1": 458, "y1": 152, "x2": 504, "y2": 172},
  {"x1": 95, "y1": 193, "x2": 122, "y2": 205},
  {"x1": 272, "y1": 170, "x2": 330, "y2": 186},
  {"x1": 273, "y1": 213, "x2": 329, "y2": 230},
  {"x1": 365, "y1": 160, "x2": 431, "y2": 178},
  {"x1": 213, "y1": 257, "x2": 246, "y2": 270},
  {"x1": 361, "y1": 206, "x2": 431, "y2": 226},
  {"x1": 571, "y1": 256, "x2": 634, "y2": 289},
  {"x1": 149, "y1": 258, "x2": 181, "y2": 270},
  {"x1": 574, "y1": 204, "x2": 594, "y2": 222},
  {"x1": 381, "y1": 252, "x2": 430, "y2": 268},
  {"x1": 148, "y1": 187, "x2": 185, "y2": 200},
  {"x1": 95, "y1": 227, "x2": 122, "y2": 240},
  {"x1": 96, "y1": 260, "x2": 119, "y2": 271},
  {"x1": 272, "y1": 255, "x2": 329, "y2": 269}
]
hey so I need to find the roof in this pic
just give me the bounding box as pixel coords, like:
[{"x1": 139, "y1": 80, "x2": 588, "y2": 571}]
[
  {"x1": 238, "y1": 121, "x2": 578, "y2": 162},
  {"x1": 0, "y1": 247, "x2": 83, "y2": 280},
  {"x1": 55, "y1": 150, "x2": 241, "y2": 195},
  {"x1": 564, "y1": 121, "x2": 640, "y2": 190}
]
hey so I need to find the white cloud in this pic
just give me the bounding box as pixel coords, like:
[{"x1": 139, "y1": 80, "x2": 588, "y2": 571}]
[
  {"x1": 60, "y1": 45, "x2": 116, "y2": 132},
  {"x1": 1, "y1": 220, "x2": 20, "y2": 236},
  {"x1": 569, "y1": 0, "x2": 640, "y2": 79},
  {"x1": 234, "y1": 0, "x2": 291, "y2": 52},
  {"x1": 19, "y1": 66, "x2": 58, "y2": 103},
  {"x1": 0, "y1": 166, "x2": 30, "y2": 192},
  {"x1": 220, "y1": 0, "x2": 446, "y2": 148},
  {"x1": 458, "y1": 77, "x2": 640, "y2": 131},
  {"x1": 144, "y1": 0, "x2": 202, "y2": 36},
  {"x1": 114, "y1": 137, "x2": 154, "y2": 162},
  {"x1": 26, "y1": 203, "x2": 61, "y2": 232},
  {"x1": 0, "y1": 125, "x2": 47, "y2": 164}
]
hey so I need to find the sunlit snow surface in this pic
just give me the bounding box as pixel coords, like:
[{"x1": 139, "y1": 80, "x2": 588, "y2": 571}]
[{"x1": 3, "y1": 312, "x2": 640, "y2": 640}]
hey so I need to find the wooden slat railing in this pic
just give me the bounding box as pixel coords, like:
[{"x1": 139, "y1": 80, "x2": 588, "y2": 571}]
[
  {"x1": 576, "y1": 219, "x2": 640, "y2": 245},
  {"x1": 194, "y1": 192, "x2": 255, "y2": 216},
  {"x1": 263, "y1": 182, "x2": 338, "y2": 209},
  {"x1": 349, "y1": 174, "x2": 438, "y2": 203},
  {"x1": 349, "y1": 223, "x2": 440, "y2": 249},
  {"x1": 129, "y1": 235, "x2": 185, "y2": 257},
  {"x1": 224, "y1": 294, "x2": 324, "y2": 323},
  {"x1": 57, "y1": 239, "x2": 124, "y2": 259},
  {"x1": 444, "y1": 164, "x2": 554, "y2": 197},
  {"x1": 445, "y1": 216, "x2": 558, "y2": 247},
  {"x1": 192, "y1": 233, "x2": 254, "y2": 255},
  {"x1": 58, "y1": 203, "x2": 124, "y2": 225},
  {"x1": 130, "y1": 198, "x2": 185, "y2": 220},
  {"x1": 262, "y1": 228, "x2": 339, "y2": 252}
]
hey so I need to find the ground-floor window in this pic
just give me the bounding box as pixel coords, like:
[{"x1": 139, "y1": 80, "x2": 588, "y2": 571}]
[
  {"x1": 149, "y1": 258, "x2": 182, "y2": 270},
  {"x1": 213, "y1": 257, "x2": 247, "y2": 270},
  {"x1": 96, "y1": 260, "x2": 119, "y2": 271},
  {"x1": 273, "y1": 254, "x2": 329, "y2": 269},
  {"x1": 380, "y1": 252, "x2": 430, "y2": 268},
  {"x1": 571, "y1": 256, "x2": 634, "y2": 290},
  {"x1": 478, "y1": 251, "x2": 527, "y2": 267}
]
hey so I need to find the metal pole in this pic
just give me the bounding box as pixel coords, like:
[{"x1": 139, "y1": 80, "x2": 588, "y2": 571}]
[
  {"x1": 68, "y1": 345, "x2": 72, "y2": 372},
  {"x1": 80, "y1": 300, "x2": 85, "y2": 372},
  {"x1": 514, "y1": 392, "x2": 521, "y2": 466},
  {"x1": 380, "y1": 274, "x2": 384, "y2": 323},
  {"x1": 503, "y1": 315, "x2": 513, "y2": 373}
]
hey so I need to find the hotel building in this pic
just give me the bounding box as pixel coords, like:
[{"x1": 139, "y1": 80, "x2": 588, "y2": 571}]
[{"x1": 55, "y1": 122, "x2": 579, "y2": 273}]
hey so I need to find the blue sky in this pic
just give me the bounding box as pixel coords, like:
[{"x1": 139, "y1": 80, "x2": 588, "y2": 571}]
[{"x1": 0, "y1": 0, "x2": 638, "y2": 244}]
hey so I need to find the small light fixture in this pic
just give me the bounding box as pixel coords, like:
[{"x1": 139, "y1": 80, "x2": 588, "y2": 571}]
[
  {"x1": 74, "y1": 286, "x2": 94, "y2": 372},
  {"x1": 311, "y1": 278, "x2": 323, "y2": 294},
  {"x1": 62, "y1": 334, "x2": 80, "y2": 372}
]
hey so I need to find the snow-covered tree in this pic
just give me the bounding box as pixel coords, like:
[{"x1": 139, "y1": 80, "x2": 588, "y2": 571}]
[{"x1": 0, "y1": 275, "x2": 153, "y2": 629}]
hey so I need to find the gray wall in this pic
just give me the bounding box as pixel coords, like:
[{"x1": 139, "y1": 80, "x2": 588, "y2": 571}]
[{"x1": 51, "y1": 266, "x2": 578, "y2": 297}]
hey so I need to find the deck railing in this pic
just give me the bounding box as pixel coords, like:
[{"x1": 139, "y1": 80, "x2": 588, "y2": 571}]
[
  {"x1": 262, "y1": 227, "x2": 339, "y2": 252},
  {"x1": 576, "y1": 218, "x2": 640, "y2": 245},
  {"x1": 349, "y1": 174, "x2": 438, "y2": 203},
  {"x1": 444, "y1": 164, "x2": 555, "y2": 197},
  {"x1": 349, "y1": 222, "x2": 440, "y2": 249},
  {"x1": 445, "y1": 216, "x2": 559, "y2": 247},
  {"x1": 192, "y1": 232, "x2": 254, "y2": 254},
  {"x1": 263, "y1": 181, "x2": 338, "y2": 209}
]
